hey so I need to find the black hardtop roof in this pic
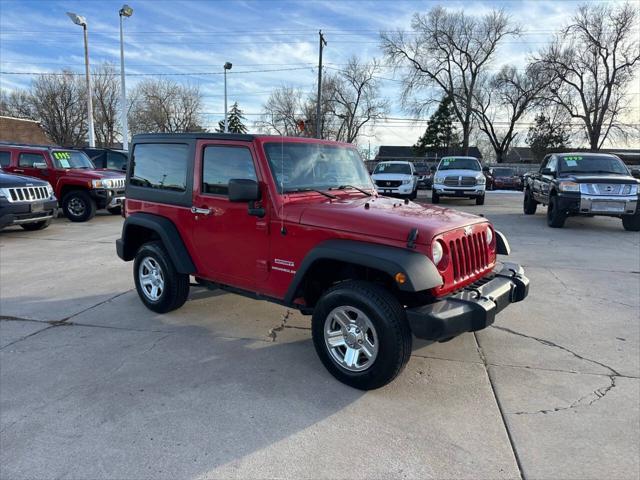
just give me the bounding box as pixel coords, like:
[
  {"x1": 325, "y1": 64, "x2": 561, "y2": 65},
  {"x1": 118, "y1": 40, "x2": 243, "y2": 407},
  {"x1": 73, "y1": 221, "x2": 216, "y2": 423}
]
[{"x1": 133, "y1": 132, "x2": 255, "y2": 142}]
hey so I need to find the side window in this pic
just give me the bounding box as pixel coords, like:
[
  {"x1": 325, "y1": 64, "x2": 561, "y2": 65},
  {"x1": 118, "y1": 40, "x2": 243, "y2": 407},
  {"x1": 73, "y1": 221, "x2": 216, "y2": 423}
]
[
  {"x1": 18, "y1": 152, "x2": 47, "y2": 168},
  {"x1": 107, "y1": 151, "x2": 127, "y2": 170},
  {"x1": 130, "y1": 143, "x2": 188, "y2": 191},
  {"x1": 0, "y1": 151, "x2": 10, "y2": 167},
  {"x1": 202, "y1": 146, "x2": 257, "y2": 196},
  {"x1": 547, "y1": 156, "x2": 558, "y2": 172}
]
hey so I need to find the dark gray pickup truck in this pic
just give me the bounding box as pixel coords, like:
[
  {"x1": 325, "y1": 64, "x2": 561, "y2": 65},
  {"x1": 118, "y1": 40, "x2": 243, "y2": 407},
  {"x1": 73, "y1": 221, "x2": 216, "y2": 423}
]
[{"x1": 523, "y1": 152, "x2": 640, "y2": 231}]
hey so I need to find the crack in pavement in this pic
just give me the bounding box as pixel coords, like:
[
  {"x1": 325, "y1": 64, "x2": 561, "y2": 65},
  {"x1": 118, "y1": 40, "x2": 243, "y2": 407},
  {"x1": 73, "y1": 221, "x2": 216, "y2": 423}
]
[
  {"x1": 268, "y1": 309, "x2": 292, "y2": 342},
  {"x1": 491, "y1": 325, "x2": 624, "y2": 416},
  {"x1": 545, "y1": 268, "x2": 637, "y2": 309}
]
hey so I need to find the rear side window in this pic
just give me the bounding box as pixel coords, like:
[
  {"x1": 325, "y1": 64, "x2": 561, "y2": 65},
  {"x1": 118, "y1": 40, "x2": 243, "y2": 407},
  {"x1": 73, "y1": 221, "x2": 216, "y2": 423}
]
[
  {"x1": 131, "y1": 143, "x2": 188, "y2": 191},
  {"x1": 202, "y1": 146, "x2": 257, "y2": 196},
  {"x1": 107, "y1": 151, "x2": 128, "y2": 170},
  {"x1": 0, "y1": 151, "x2": 10, "y2": 167},
  {"x1": 18, "y1": 152, "x2": 47, "y2": 168}
]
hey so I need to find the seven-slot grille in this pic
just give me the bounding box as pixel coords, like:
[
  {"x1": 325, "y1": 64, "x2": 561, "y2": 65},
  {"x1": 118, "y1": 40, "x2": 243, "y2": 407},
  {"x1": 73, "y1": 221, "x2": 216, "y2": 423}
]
[
  {"x1": 443, "y1": 176, "x2": 477, "y2": 187},
  {"x1": 449, "y1": 230, "x2": 490, "y2": 282},
  {"x1": 5, "y1": 186, "x2": 49, "y2": 203}
]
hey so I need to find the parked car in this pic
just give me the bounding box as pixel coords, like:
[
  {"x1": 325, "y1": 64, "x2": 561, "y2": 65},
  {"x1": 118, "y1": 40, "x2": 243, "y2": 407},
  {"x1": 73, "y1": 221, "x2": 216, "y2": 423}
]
[
  {"x1": 414, "y1": 162, "x2": 432, "y2": 189},
  {"x1": 523, "y1": 152, "x2": 640, "y2": 230},
  {"x1": 0, "y1": 164, "x2": 57, "y2": 231},
  {"x1": 371, "y1": 161, "x2": 418, "y2": 199},
  {"x1": 490, "y1": 167, "x2": 523, "y2": 191},
  {"x1": 116, "y1": 133, "x2": 529, "y2": 390},
  {"x1": 0, "y1": 143, "x2": 126, "y2": 221},
  {"x1": 81, "y1": 147, "x2": 128, "y2": 171},
  {"x1": 431, "y1": 156, "x2": 486, "y2": 205}
]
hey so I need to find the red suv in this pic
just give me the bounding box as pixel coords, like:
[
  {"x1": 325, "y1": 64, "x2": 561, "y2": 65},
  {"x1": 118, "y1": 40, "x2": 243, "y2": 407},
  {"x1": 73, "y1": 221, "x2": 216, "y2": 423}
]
[
  {"x1": 0, "y1": 143, "x2": 126, "y2": 221},
  {"x1": 116, "y1": 133, "x2": 529, "y2": 389}
]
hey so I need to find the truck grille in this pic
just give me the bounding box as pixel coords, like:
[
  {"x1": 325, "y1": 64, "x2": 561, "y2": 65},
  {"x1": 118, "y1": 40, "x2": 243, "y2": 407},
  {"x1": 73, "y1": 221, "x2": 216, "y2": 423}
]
[
  {"x1": 582, "y1": 183, "x2": 630, "y2": 196},
  {"x1": 449, "y1": 231, "x2": 490, "y2": 282},
  {"x1": 443, "y1": 176, "x2": 477, "y2": 187},
  {"x1": 112, "y1": 178, "x2": 126, "y2": 189},
  {"x1": 4, "y1": 186, "x2": 49, "y2": 203},
  {"x1": 375, "y1": 180, "x2": 402, "y2": 188}
]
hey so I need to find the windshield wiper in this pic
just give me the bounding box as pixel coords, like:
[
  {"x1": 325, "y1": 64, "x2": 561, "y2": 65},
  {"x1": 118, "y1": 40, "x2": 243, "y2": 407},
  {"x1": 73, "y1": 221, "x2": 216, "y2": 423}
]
[
  {"x1": 332, "y1": 184, "x2": 372, "y2": 196},
  {"x1": 284, "y1": 187, "x2": 337, "y2": 199}
]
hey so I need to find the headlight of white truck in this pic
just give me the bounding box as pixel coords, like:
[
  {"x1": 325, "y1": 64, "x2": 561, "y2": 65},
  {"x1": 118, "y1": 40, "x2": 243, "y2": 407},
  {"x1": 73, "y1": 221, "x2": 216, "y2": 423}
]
[{"x1": 434, "y1": 176, "x2": 445, "y2": 184}]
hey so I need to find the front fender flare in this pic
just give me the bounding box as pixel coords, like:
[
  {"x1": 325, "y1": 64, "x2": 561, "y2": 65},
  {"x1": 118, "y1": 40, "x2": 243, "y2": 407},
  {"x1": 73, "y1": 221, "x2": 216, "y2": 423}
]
[{"x1": 284, "y1": 239, "x2": 443, "y2": 304}]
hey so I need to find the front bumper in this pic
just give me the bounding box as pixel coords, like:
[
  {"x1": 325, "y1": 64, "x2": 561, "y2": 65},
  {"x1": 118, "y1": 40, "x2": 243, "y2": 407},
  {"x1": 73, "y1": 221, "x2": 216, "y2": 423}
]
[
  {"x1": 406, "y1": 262, "x2": 529, "y2": 341},
  {"x1": 433, "y1": 184, "x2": 485, "y2": 197},
  {"x1": 375, "y1": 184, "x2": 414, "y2": 196},
  {"x1": 0, "y1": 198, "x2": 58, "y2": 228},
  {"x1": 90, "y1": 188, "x2": 125, "y2": 209},
  {"x1": 557, "y1": 193, "x2": 638, "y2": 216}
]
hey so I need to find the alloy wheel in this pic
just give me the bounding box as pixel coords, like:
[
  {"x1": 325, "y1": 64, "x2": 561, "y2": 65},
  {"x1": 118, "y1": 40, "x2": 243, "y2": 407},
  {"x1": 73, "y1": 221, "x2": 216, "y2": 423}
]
[{"x1": 323, "y1": 305, "x2": 379, "y2": 372}]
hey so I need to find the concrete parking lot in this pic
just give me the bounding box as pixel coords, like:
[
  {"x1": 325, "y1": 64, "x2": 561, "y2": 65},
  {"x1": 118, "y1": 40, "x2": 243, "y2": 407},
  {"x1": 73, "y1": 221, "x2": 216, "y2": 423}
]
[{"x1": 1, "y1": 191, "x2": 638, "y2": 480}]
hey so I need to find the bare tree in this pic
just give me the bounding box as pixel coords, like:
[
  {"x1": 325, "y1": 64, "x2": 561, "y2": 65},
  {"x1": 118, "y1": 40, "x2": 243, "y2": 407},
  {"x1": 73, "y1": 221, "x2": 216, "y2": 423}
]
[
  {"x1": 327, "y1": 57, "x2": 389, "y2": 143},
  {"x1": 381, "y1": 7, "x2": 520, "y2": 153},
  {"x1": 473, "y1": 64, "x2": 552, "y2": 162},
  {"x1": 0, "y1": 89, "x2": 36, "y2": 119},
  {"x1": 255, "y1": 86, "x2": 305, "y2": 136},
  {"x1": 92, "y1": 63, "x2": 120, "y2": 147},
  {"x1": 534, "y1": 2, "x2": 640, "y2": 150},
  {"x1": 129, "y1": 78, "x2": 205, "y2": 134},
  {"x1": 30, "y1": 71, "x2": 87, "y2": 146}
]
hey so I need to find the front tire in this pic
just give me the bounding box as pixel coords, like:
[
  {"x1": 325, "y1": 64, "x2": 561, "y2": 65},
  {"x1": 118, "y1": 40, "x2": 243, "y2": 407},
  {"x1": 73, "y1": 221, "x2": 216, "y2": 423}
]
[
  {"x1": 62, "y1": 190, "x2": 96, "y2": 222},
  {"x1": 523, "y1": 189, "x2": 538, "y2": 215},
  {"x1": 133, "y1": 241, "x2": 190, "y2": 313},
  {"x1": 20, "y1": 219, "x2": 51, "y2": 231},
  {"x1": 311, "y1": 280, "x2": 412, "y2": 390},
  {"x1": 475, "y1": 194, "x2": 485, "y2": 205},
  {"x1": 431, "y1": 191, "x2": 440, "y2": 204},
  {"x1": 622, "y1": 212, "x2": 640, "y2": 231},
  {"x1": 409, "y1": 188, "x2": 418, "y2": 200},
  {"x1": 547, "y1": 196, "x2": 566, "y2": 228}
]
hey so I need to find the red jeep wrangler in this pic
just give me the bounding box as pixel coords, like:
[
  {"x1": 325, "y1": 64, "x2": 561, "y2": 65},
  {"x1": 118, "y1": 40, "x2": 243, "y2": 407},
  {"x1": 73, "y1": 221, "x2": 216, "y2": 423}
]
[
  {"x1": 116, "y1": 134, "x2": 529, "y2": 389},
  {"x1": 0, "y1": 143, "x2": 126, "y2": 222}
]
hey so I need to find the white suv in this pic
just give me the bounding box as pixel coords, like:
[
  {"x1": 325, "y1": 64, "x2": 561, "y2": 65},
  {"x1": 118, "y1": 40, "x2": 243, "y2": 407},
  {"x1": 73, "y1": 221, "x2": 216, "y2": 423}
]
[
  {"x1": 432, "y1": 156, "x2": 486, "y2": 205},
  {"x1": 371, "y1": 161, "x2": 418, "y2": 199}
]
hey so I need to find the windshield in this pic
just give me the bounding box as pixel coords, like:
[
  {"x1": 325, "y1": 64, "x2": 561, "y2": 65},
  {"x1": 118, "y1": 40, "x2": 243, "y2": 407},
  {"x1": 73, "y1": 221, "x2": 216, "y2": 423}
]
[
  {"x1": 493, "y1": 168, "x2": 515, "y2": 177},
  {"x1": 264, "y1": 142, "x2": 372, "y2": 193},
  {"x1": 373, "y1": 163, "x2": 411, "y2": 175},
  {"x1": 558, "y1": 155, "x2": 628, "y2": 175},
  {"x1": 438, "y1": 157, "x2": 481, "y2": 171},
  {"x1": 52, "y1": 150, "x2": 94, "y2": 169}
]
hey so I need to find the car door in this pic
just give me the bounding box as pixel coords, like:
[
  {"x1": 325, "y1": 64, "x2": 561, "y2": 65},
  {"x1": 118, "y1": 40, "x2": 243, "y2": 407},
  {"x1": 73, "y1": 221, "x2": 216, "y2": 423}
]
[
  {"x1": 189, "y1": 140, "x2": 269, "y2": 291},
  {"x1": 539, "y1": 156, "x2": 557, "y2": 203},
  {"x1": 13, "y1": 151, "x2": 51, "y2": 182}
]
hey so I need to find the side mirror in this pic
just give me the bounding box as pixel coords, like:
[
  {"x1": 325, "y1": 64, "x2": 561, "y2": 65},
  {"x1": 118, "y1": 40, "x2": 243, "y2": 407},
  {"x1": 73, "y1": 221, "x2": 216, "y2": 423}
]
[
  {"x1": 541, "y1": 167, "x2": 554, "y2": 176},
  {"x1": 630, "y1": 168, "x2": 640, "y2": 179},
  {"x1": 482, "y1": 166, "x2": 490, "y2": 173},
  {"x1": 228, "y1": 179, "x2": 260, "y2": 202}
]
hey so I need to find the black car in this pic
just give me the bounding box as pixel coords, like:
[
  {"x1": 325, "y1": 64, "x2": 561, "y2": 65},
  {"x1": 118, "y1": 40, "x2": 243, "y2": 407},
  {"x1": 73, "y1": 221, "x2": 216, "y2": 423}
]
[
  {"x1": 81, "y1": 147, "x2": 128, "y2": 171},
  {"x1": 0, "y1": 169, "x2": 58, "y2": 230},
  {"x1": 523, "y1": 152, "x2": 640, "y2": 230},
  {"x1": 413, "y1": 162, "x2": 432, "y2": 189}
]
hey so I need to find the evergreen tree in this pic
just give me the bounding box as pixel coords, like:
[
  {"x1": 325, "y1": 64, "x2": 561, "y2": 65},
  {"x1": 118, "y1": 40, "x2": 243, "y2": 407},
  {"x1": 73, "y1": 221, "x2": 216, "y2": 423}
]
[
  {"x1": 216, "y1": 102, "x2": 248, "y2": 133},
  {"x1": 413, "y1": 96, "x2": 460, "y2": 155},
  {"x1": 526, "y1": 113, "x2": 570, "y2": 162}
]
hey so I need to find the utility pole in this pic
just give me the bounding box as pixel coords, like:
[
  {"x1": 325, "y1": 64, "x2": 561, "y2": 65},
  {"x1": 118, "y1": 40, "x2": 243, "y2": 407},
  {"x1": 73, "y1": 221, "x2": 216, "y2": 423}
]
[{"x1": 316, "y1": 30, "x2": 327, "y2": 139}]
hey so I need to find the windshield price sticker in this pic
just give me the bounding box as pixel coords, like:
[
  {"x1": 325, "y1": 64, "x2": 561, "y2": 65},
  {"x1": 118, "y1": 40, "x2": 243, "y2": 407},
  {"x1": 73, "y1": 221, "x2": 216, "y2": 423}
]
[{"x1": 53, "y1": 151, "x2": 71, "y2": 160}]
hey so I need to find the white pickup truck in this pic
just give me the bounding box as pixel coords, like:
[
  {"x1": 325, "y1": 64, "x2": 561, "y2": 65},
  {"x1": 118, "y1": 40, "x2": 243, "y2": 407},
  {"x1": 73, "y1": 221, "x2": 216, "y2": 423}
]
[
  {"x1": 432, "y1": 156, "x2": 486, "y2": 205},
  {"x1": 371, "y1": 161, "x2": 418, "y2": 199}
]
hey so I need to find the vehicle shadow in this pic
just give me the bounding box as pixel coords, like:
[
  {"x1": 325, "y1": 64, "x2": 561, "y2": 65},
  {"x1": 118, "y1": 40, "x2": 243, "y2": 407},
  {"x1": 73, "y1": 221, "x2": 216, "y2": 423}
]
[{"x1": 0, "y1": 290, "x2": 367, "y2": 480}]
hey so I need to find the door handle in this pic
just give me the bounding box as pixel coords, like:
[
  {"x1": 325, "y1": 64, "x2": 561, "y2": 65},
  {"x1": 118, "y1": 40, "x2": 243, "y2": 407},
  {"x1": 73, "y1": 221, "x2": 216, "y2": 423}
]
[{"x1": 191, "y1": 206, "x2": 211, "y2": 215}]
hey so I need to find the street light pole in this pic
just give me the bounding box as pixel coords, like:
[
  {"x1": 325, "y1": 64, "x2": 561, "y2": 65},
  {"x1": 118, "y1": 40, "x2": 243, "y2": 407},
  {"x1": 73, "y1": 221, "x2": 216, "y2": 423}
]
[
  {"x1": 223, "y1": 62, "x2": 232, "y2": 133},
  {"x1": 67, "y1": 12, "x2": 95, "y2": 148},
  {"x1": 119, "y1": 5, "x2": 133, "y2": 151}
]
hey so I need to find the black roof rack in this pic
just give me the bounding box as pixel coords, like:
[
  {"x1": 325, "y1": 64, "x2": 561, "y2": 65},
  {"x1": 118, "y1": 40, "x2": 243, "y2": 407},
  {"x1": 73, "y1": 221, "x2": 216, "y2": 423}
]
[{"x1": 0, "y1": 141, "x2": 60, "y2": 150}]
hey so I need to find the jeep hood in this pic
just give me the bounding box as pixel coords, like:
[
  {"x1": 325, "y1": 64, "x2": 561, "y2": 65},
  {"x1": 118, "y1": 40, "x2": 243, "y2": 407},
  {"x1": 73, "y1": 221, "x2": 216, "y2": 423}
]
[
  {"x1": 295, "y1": 195, "x2": 487, "y2": 245},
  {"x1": 0, "y1": 171, "x2": 49, "y2": 188}
]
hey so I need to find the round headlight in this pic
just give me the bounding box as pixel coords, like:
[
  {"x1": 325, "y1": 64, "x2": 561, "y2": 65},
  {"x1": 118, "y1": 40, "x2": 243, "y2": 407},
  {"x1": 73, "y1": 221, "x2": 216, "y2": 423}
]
[
  {"x1": 486, "y1": 227, "x2": 493, "y2": 245},
  {"x1": 432, "y1": 241, "x2": 444, "y2": 266}
]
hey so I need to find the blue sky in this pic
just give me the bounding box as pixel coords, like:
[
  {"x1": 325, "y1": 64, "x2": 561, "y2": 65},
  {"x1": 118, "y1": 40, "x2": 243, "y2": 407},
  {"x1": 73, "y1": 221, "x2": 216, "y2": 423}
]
[{"x1": 0, "y1": 0, "x2": 635, "y2": 150}]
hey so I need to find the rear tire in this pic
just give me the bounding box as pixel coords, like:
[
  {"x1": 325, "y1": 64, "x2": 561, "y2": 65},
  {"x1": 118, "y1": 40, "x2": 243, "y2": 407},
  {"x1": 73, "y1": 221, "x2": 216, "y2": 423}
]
[
  {"x1": 62, "y1": 190, "x2": 96, "y2": 222},
  {"x1": 547, "y1": 196, "x2": 566, "y2": 228},
  {"x1": 311, "y1": 280, "x2": 412, "y2": 390},
  {"x1": 431, "y1": 191, "x2": 440, "y2": 204},
  {"x1": 133, "y1": 241, "x2": 190, "y2": 313},
  {"x1": 20, "y1": 219, "x2": 51, "y2": 231},
  {"x1": 523, "y1": 189, "x2": 538, "y2": 215},
  {"x1": 475, "y1": 195, "x2": 485, "y2": 206},
  {"x1": 622, "y1": 212, "x2": 640, "y2": 231}
]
